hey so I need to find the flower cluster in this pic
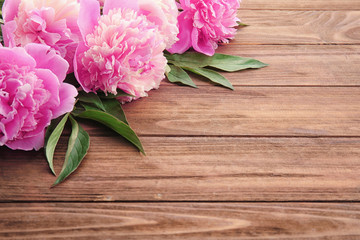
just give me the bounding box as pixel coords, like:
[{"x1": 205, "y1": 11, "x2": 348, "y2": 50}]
[{"x1": 0, "y1": 0, "x2": 241, "y2": 151}]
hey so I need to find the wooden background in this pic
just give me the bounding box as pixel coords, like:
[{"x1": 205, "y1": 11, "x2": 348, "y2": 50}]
[{"x1": 1, "y1": 0, "x2": 360, "y2": 238}]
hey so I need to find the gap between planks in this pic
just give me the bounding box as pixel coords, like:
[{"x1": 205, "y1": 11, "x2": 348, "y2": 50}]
[
  {"x1": 240, "y1": 9, "x2": 360, "y2": 11},
  {"x1": 2, "y1": 200, "x2": 360, "y2": 204}
]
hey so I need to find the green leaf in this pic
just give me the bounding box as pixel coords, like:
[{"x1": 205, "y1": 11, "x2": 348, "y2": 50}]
[
  {"x1": 97, "y1": 91, "x2": 134, "y2": 99},
  {"x1": 44, "y1": 113, "x2": 70, "y2": 175},
  {"x1": 102, "y1": 98, "x2": 129, "y2": 125},
  {"x1": 73, "y1": 95, "x2": 129, "y2": 125},
  {"x1": 165, "y1": 64, "x2": 171, "y2": 75},
  {"x1": 237, "y1": 21, "x2": 249, "y2": 27},
  {"x1": 208, "y1": 54, "x2": 268, "y2": 72},
  {"x1": 78, "y1": 92, "x2": 106, "y2": 111},
  {"x1": 165, "y1": 52, "x2": 212, "y2": 68},
  {"x1": 184, "y1": 67, "x2": 234, "y2": 90},
  {"x1": 75, "y1": 97, "x2": 128, "y2": 125},
  {"x1": 52, "y1": 116, "x2": 90, "y2": 187},
  {"x1": 71, "y1": 103, "x2": 86, "y2": 116},
  {"x1": 166, "y1": 64, "x2": 197, "y2": 88},
  {"x1": 167, "y1": 52, "x2": 267, "y2": 72},
  {"x1": 76, "y1": 110, "x2": 145, "y2": 154},
  {"x1": 81, "y1": 103, "x2": 100, "y2": 111}
]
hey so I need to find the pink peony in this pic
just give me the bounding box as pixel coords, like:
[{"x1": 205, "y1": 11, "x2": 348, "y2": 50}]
[
  {"x1": 92, "y1": 0, "x2": 178, "y2": 48},
  {"x1": 74, "y1": 0, "x2": 167, "y2": 102},
  {"x1": 0, "y1": 44, "x2": 78, "y2": 151},
  {"x1": 1, "y1": 0, "x2": 81, "y2": 73},
  {"x1": 138, "y1": 0, "x2": 179, "y2": 49},
  {"x1": 168, "y1": 0, "x2": 240, "y2": 56}
]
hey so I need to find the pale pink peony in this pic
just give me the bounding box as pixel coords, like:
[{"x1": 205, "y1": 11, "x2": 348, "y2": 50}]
[
  {"x1": 93, "y1": 0, "x2": 178, "y2": 48},
  {"x1": 75, "y1": 0, "x2": 167, "y2": 102},
  {"x1": 0, "y1": 44, "x2": 78, "y2": 151},
  {"x1": 168, "y1": 0, "x2": 240, "y2": 56},
  {"x1": 1, "y1": 0, "x2": 81, "y2": 73},
  {"x1": 138, "y1": 0, "x2": 179, "y2": 49}
]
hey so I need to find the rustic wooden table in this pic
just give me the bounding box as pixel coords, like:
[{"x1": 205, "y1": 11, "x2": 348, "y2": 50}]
[{"x1": 1, "y1": 0, "x2": 360, "y2": 238}]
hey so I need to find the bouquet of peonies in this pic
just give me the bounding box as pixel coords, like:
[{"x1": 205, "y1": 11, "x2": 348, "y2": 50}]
[{"x1": 0, "y1": 0, "x2": 267, "y2": 186}]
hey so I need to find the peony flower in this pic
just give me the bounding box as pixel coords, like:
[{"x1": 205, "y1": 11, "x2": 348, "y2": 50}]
[
  {"x1": 74, "y1": 0, "x2": 167, "y2": 102},
  {"x1": 1, "y1": 0, "x2": 81, "y2": 73},
  {"x1": 92, "y1": 0, "x2": 178, "y2": 48},
  {"x1": 168, "y1": 0, "x2": 240, "y2": 56},
  {"x1": 138, "y1": 0, "x2": 179, "y2": 49},
  {"x1": 0, "y1": 43, "x2": 78, "y2": 151}
]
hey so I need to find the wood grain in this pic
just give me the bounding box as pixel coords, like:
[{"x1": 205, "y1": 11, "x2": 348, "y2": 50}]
[
  {"x1": 32, "y1": 86, "x2": 360, "y2": 137},
  {"x1": 1, "y1": 203, "x2": 360, "y2": 239},
  {"x1": 165, "y1": 45, "x2": 360, "y2": 86},
  {"x1": 119, "y1": 87, "x2": 360, "y2": 137},
  {"x1": 1, "y1": 137, "x2": 360, "y2": 201},
  {"x1": 1, "y1": 0, "x2": 360, "y2": 237},
  {"x1": 241, "y1": 0, "x2": 360, "y2": 10},
  {"x1": 236, "y1": 10, "x2": 360, "y2": 45}
]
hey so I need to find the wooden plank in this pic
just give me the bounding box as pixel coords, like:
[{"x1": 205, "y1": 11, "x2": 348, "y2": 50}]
[
  {"x1": 235, "y1": 10, "x2": 360, "y2": 44},
  {"x1": 1, "y1": 137, "x2": 360, "y2": 201},
  {"x1": 11, "y1": 87, "x2": 360, "y2": 138},
  {"x1": 241, "y1": 0, "x2": 360, "y2": 10},
  {"x1": 164, "y1": 45, "x2": 360, "y2": 86},
  {"x1": 1, "y1": 203, "x2": 360, "y2": 239},
  {"x1": 120, "y1": 87, "x2": 360, "y2": 137}
]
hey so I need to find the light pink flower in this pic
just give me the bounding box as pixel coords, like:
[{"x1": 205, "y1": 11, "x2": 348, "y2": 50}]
[
  {"x1": 92, "y1": 0, "x2": 178, "y2": 48},
  {"x1": 138, "y1": 0, "x2": 179, "y2": 49},
  {"x1": 0, "y1": 44, "x2": 78, "y2": 151},
  {"x1": 74, "y1": 0, "x2": 167, "y2": 102},
  {"x1": 168, "y1": 0, "x2": 240, "y2": 56},
  {"x1": 1, "y1": 0, "x2": 81, "y2": 73}
]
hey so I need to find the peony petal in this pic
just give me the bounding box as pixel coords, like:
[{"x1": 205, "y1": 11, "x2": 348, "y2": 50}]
[
  {"x1": 25, "y1": 43, "x2": 69, "y2": 82},
  {"x1": 191, "y1": 29, "x2": 215, "y2": 56},
  {"x1": 103, "y1": 0, "x2": 139, "y2": 15},
  {"x1": 52, "y1": 83, "x2": 78, "y2": 119},
  {"x1": 1, "y1": 21, "x2": 17, "y2": 47},
  {"x1": 0, "y1": 47, "x2": 36, "y2": 68},
  {"x1": 2, "y1": 0, "x2": 21, "y2": 22},
  {"x1": 1, "y1": 111, "x2": 21, "y2": 143},
  {"x1": 34, "y1": 68, "x2": 61, "y2": 108},
  {"x1": 6, "y1": 131, "x2": 45, "y2": 151},
  {"x1": 74, "y1": 41, "x2": 92, "y2": 92},
  {"x1": 137, "y1": 0, "x2": 179, "y2": 49},
  {"x1": 138, "y1": 1, "x2": 165, "y2": 26},
  {"x1": 167, "y1": 12, "x2": 193, "y2": 54},
  {"x1": 78, "y1": 0, "x2": 100, "y2": 40}
]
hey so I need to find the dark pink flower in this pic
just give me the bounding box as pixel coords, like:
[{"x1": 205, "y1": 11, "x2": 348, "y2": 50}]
[
  {"x1": 169, "y1": 0, "x2": 240, "y2": 56},
  {"x1": 0, "y1": 44, "x2": 77, "y2": 151}
]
